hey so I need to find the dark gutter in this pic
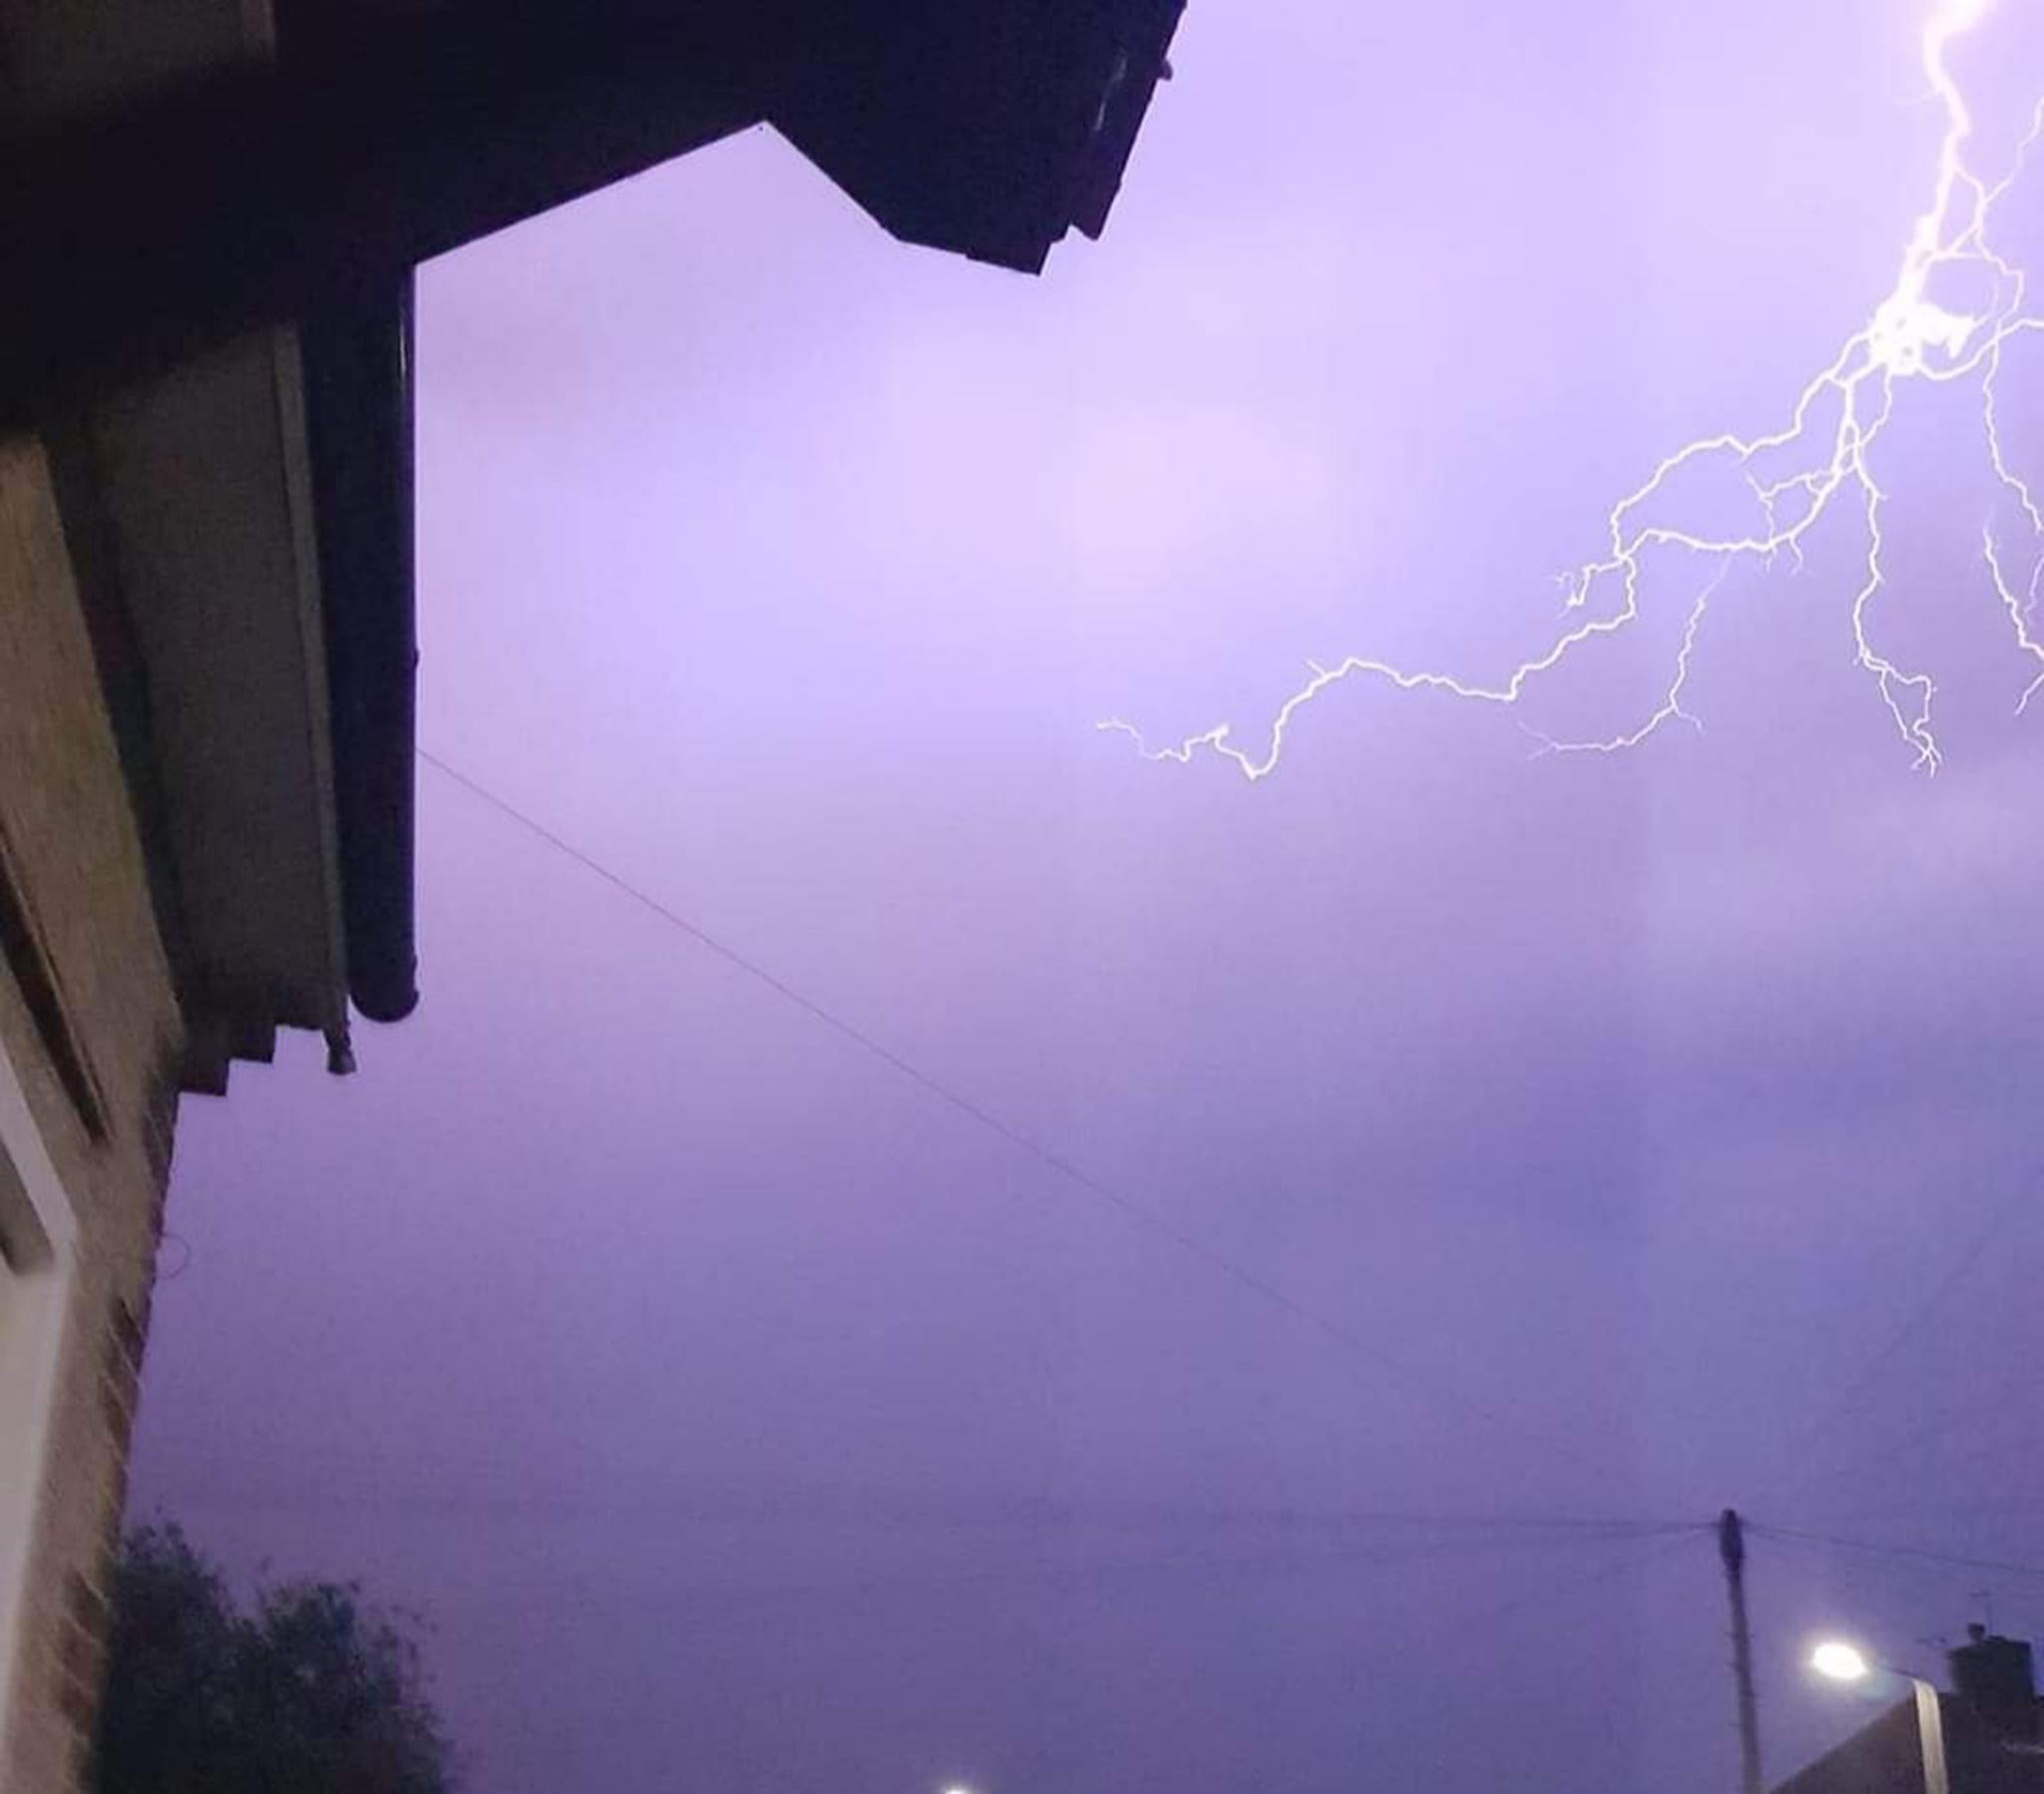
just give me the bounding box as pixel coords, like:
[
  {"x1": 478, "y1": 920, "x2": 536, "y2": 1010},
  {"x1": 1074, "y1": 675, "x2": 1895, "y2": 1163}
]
[{"x1": 299, "y1": 280, "x2": 418, "y2": 1027}]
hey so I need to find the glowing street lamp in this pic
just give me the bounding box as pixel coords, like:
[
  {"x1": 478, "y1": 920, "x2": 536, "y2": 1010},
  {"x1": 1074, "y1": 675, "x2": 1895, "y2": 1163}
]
[
  {"x1": 1808, "y1": 1639, "x2": 1948, "y2": 1794},
  {"x1": 1811, "y1": 1640, "x2": 1872, "y2": 1683}
]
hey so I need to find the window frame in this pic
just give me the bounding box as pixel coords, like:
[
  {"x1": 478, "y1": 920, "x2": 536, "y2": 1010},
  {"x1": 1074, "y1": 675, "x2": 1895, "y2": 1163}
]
[
  {"x1": 0, "y1": 1024, "x2": 79, "y2": 1769},
  {"x1": 0, "y1": 822, "x2": 107, "y2": 1143}
]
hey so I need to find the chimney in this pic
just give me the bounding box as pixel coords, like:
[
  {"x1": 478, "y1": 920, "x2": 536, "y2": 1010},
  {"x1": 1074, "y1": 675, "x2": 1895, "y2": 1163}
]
[{"x1": 1948, "y1": 1624, "x2": 2039, "y2": 1742}]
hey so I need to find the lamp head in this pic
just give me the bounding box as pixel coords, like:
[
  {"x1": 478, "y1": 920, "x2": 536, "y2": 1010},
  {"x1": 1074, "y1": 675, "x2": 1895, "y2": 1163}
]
[{"x1": 1811, "y1": 1640, "x2": 1873, "y2": 1683}]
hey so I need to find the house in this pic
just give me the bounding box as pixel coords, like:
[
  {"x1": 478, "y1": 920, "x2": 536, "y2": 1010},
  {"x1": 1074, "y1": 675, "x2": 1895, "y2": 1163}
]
[
  {"x1": 1775, "y1": 1629, "x2": 2044, "y2": 1794},
  {"x1": 0, "y1": 2, "x2": 1182, "y2": 1786}
]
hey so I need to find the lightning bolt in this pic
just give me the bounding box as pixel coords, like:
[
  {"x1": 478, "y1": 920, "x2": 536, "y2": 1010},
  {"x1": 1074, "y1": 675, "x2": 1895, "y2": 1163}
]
[{"x1": 1104, "y1": 0, "x2": 2044, "y2": 779}]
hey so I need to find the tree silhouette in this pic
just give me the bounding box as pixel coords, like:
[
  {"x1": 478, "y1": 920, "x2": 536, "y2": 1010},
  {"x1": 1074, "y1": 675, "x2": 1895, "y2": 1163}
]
[{"x1": 93, "y1": 1524, "x2": 454, "y2": 1794}]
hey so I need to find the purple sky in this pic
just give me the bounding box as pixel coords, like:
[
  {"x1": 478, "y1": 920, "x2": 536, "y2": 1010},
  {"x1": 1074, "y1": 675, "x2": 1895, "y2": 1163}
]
[{"x1": 131, "y1": 1, "x2": 2044, "y2": 1788}]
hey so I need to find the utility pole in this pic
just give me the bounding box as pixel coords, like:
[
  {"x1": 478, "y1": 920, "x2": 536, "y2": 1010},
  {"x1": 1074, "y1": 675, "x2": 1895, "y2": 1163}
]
[{"x1": 1720, "y1": 1508, "x2": 1764, "y2": 1794}]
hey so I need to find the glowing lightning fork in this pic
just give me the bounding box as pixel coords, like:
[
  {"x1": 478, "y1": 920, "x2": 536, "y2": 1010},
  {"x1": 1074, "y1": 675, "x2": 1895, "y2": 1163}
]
[{"x1": 1103, "y1": 0, "x2": 2044, "y2": 780}]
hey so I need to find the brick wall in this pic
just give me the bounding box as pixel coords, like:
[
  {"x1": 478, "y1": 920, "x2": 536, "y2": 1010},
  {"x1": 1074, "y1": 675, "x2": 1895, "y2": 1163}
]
[{"x1": 0, "y1": 435, "x2": 185, "y2": 1794}]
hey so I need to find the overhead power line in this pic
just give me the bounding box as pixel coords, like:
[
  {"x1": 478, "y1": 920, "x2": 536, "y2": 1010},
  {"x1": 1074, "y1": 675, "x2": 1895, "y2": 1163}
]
[
  {"x1": 1776, "y1": 1355, "x2": 2040, "y2": 1512},
  {"x1": 658, "y1": 1524, "x2": 1714, "y2": 1615},
  {"x1": 1759, "y1": 1169, "x2": 2037, "y2": 1503},
  {"x1": 419, "y1": 748, "x2": 1575, "y2": 1465},
  {"x1": 1751, "y1": 1523, "x2": 2044, "y2": 1585},
  {"x1": 157, "y1": 1436, "x2": 1698, "y2": 1535},
  {"x1": 1461, "y1": 1525, "x2": 1711, "y2": 1635}
]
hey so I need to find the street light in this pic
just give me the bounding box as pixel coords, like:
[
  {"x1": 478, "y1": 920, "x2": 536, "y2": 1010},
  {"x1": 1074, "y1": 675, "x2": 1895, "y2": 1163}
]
[
  {"x1": 1808, "y1": 1638, "x2": 1949, "y2": 1794},
  {"x1": 1811, "y1": 1641, "x2": 1871, "y2": 1683}
]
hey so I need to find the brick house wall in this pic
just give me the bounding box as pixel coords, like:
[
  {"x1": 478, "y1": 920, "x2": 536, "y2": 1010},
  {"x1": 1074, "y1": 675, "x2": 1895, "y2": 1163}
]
[{"x1": 0, "y1": 436, "x2": 185, "y2": 1794}]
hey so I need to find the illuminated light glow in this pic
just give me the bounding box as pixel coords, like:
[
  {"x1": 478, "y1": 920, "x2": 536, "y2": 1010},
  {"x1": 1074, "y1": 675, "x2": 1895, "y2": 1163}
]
[
  {"x1": 1811, "y1": 1639, "x2": 1873, "y2": 1682},
  {"x1": 1104, "y1": 0, "x2": 2044, "y2": 778}
]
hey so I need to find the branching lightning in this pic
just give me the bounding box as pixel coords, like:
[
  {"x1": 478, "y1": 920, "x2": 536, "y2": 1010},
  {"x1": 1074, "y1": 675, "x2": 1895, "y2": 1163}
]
[{"x1": 1103, "y1": 0, "x2": 2044, "y2": 779}]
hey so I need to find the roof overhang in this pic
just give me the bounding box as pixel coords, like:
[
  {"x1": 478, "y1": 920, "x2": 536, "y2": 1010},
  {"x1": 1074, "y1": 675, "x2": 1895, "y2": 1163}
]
[
  {"x1": 6, "y1": 0, "x2": 1188, "y2": 1081},
  {"x1": 767, "y1": 0, "x2": 1184, "y2": 272},
  {"x1": 49, "y1": 330, "x2": 356, "y2": 1093},
  {"x1": 13, "y1": 0, "x2": 362, "y2": 1091}
]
